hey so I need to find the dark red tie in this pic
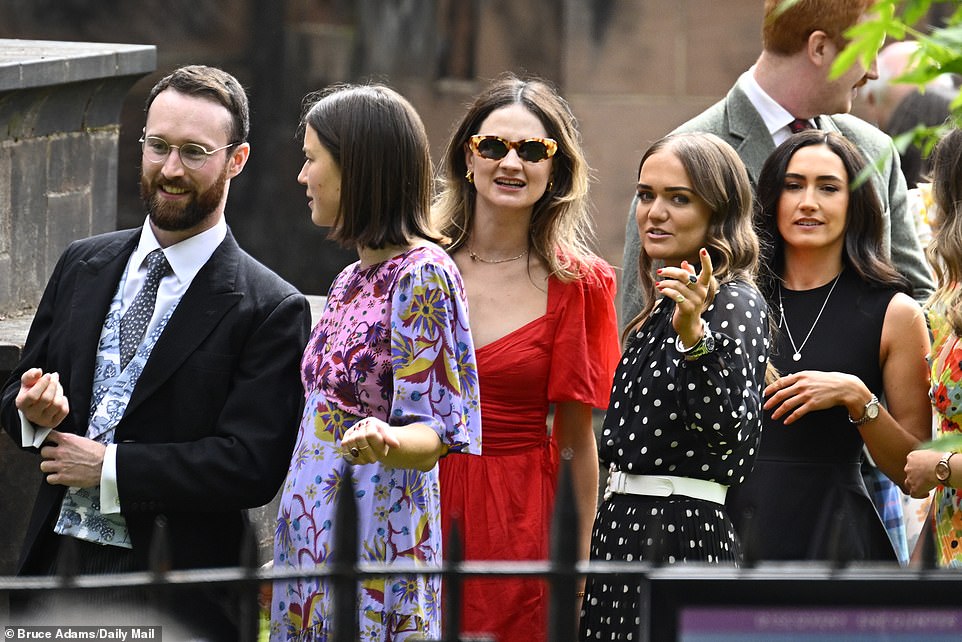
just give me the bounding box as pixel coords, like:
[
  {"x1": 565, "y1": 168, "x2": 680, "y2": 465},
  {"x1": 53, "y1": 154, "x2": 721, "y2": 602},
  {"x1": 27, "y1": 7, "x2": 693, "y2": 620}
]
[{"x1": 789, "y1": 118, "x2": 813, "y2": 133}]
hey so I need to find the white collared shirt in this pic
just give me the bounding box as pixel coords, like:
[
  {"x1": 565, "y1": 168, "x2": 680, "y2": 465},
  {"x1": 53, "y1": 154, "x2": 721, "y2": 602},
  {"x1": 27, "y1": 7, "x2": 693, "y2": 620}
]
[{"x1": 738, "y1": 67, "x2": 816, "y2": 146}]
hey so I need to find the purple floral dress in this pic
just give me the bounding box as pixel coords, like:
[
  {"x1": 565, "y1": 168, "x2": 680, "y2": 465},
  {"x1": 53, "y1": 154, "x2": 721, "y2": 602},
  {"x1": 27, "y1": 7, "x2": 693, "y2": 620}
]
[{"x1": 271, "y1": 244, "x2": 481, "y2": 641}]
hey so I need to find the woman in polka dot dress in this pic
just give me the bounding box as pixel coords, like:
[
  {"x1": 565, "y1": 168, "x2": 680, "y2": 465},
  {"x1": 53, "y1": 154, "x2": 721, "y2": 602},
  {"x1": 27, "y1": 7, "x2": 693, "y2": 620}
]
[{"x1": 580, "y1": 132, "x2": 770, "y2": 640}]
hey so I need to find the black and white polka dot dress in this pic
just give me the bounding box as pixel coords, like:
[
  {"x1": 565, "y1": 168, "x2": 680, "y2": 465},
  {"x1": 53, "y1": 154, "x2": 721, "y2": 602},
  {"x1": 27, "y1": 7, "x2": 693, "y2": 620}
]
[{"x1": 580, "y1": 279, "x2": 769, "y2": 640}]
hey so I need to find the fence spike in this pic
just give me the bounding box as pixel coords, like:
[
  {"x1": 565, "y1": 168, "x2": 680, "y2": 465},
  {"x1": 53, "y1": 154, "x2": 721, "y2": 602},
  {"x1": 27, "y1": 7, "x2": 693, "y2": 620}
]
[
  {"x1": 148, "y1": 515, "x2": 171, "y2": 576},
  {"x1": 56, "y1": 534, "x2": 79, "y2": 584},
  {"x1": 332, "y1": 463, "x2": 359, "y2": 642},
  {"x1": 443, "y1": 514, "x2": 464, "y2": 641},
  {"x1": 920, "y1": 511, "x2": 937, "y2": 570},
  {"x1": 238, "y1": 520, "x2": 260, "y2": 642},
  {"x1": 739, "y1": 507, "x2": 758, "y2": 569},
  {"x1": 828, "y1": 509, "x2": 848, "y2": 570},
  {"x1": 548, "y1": 455, "x2": 579, "y2": 642}
]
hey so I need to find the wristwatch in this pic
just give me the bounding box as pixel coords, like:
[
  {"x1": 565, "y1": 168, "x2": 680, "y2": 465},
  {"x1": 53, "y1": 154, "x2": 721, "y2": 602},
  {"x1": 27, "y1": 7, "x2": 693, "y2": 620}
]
[
  {"x1": 848, "y1": 394, "x2": 880, "y2": 425},
  {"x1": 675, "y1": 322, "x2": 715, "y2": 361},
  {"x1": 935, "y1": 452, "x2": 956, "y2": 485}
]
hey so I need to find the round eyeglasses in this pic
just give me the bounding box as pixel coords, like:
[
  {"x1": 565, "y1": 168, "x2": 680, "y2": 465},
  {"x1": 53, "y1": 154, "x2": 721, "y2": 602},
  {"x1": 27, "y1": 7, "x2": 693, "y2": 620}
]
[
  {"x1": 468, "y1": 135, "x2": 558, "y2": 163},
  {"x1": 140, "y1": 136, "x2": 236, "y2": 170}
]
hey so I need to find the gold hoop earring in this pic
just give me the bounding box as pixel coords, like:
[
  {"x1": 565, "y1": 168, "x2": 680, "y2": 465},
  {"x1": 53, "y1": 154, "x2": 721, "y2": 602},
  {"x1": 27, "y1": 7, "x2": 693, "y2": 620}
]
[{"x1": 465, "y1": 169, "x2": 474, "y2": 184}]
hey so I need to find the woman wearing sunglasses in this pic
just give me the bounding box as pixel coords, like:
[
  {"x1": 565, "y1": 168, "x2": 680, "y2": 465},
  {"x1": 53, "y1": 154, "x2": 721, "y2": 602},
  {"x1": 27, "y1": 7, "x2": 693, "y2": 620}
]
[
  {"x1": 434, "y1": 74, "x2": 620, "y2": 640},
  {"x1": 580, "y1": 132, "x2": 771, "y2": 639}
]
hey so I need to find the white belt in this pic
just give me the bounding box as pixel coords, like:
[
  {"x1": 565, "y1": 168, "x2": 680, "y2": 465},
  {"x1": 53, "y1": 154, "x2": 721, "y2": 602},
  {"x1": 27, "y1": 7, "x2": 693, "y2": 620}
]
[{"x1": 606, "y1": 471, "x2": 728, "y2": 504}]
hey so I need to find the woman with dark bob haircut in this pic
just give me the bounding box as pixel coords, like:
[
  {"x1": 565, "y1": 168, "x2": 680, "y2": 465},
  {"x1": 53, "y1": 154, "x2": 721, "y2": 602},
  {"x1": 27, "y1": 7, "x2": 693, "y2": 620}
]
[
  {"x1": 727, "y1": 130, "x2": 930, "y2": 563},
  {"x1": 270, "y1": 84, "x2": 482, "y2": 641}
]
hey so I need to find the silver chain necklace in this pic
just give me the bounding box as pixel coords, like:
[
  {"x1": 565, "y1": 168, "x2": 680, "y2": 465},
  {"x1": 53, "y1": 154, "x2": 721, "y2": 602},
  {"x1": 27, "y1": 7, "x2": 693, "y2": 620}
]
[{"x1": 777, "y1": 271, "x2": 842, "y2": 362}]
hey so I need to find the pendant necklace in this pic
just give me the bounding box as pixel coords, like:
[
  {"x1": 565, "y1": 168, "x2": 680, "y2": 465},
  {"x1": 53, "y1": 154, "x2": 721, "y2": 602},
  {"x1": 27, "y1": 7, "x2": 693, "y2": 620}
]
[
  {"x1": 468, "y1": 246, "x2": 528, "y2": 264},
  {"x1": 777, "y1": 271, "x2": 842, "y2": 362}
]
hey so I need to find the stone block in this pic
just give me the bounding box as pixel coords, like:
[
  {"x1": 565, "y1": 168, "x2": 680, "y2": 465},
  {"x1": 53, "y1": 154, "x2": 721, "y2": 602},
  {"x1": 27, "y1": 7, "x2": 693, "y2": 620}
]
[
  {"x1": 84, "y1": 78, "x2": 141, "y2": 130},
  {"x1": 47, "y1": 132, "x2": 93, "y2": 193},
  {"x1": 9, "y1": 138, "x2": 50, "y2": 308},
  {"x1": 0, "y1": 340, "x2": 20, "y2": 372},
  {"x1": 46, "y1": 190, "x2": 91, "y2": 269},
  {"x1": 90, "y1": 133, "x2": 120, "y2": 234},
  {"x1": 0, "y1": 40, "x2": 155, "y2": 91}
]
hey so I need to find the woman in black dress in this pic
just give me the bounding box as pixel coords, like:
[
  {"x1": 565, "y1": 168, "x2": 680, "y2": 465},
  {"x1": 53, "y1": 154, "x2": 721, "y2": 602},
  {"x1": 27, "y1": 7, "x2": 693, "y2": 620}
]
[
  {"x1": 581, "y1": 132, "x2": 770, "y2": 640},
  {"x1": 727, "y1": 130, "x2": 931, "y2": 562}
]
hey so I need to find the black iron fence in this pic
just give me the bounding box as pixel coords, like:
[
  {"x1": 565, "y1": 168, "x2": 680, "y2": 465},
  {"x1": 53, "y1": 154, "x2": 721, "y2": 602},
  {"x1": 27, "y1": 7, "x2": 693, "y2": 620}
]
[{"x1": 2, "y1": 462, "x2": 962, "y2": 641}]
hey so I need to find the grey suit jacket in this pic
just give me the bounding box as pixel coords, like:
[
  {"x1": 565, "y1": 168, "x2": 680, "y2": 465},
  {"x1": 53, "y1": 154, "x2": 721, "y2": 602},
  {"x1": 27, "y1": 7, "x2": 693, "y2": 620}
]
[{"x1": 621, "y1": 82, "x2": 934, "y2": 323}]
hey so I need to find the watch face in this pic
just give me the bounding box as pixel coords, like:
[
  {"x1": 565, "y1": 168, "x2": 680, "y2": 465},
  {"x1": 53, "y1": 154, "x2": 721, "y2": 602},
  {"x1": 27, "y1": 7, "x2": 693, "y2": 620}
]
[
  {"x1": 866, "y1": 402, "x2": 879, "y2": 419},
  {"x1": 936, "y1": 461, "x2": 951, "y2": 482}
]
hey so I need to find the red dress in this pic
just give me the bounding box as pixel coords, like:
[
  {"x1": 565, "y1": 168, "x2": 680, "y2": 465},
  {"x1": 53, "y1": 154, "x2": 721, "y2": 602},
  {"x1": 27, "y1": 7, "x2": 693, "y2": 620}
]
[{"x1": 439, "y1": 260, "x2": 620, "y2": 642}]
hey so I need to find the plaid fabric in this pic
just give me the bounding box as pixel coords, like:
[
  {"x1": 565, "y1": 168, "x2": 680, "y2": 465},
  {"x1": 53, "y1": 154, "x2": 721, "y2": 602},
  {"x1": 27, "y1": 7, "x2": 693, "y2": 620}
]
[{"x1": 863, "y1": 462, "x2": 909, "y2": 564}]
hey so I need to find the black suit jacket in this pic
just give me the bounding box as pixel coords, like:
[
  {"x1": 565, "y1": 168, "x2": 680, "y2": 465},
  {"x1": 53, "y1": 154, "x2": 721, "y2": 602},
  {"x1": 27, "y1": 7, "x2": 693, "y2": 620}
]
[{"x1": 1, "y1": 227, "x2": 311, "y2": 573}]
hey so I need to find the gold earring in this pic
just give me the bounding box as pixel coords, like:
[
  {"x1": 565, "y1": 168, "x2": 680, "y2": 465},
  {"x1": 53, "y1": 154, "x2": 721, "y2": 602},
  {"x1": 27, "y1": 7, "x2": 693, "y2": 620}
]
[
  {"x1": 466, "y1": 169, "x2": 474, "y2": 184},
  {"x1": 547, "y1": 179, "x2": 554, "y2": 192}
]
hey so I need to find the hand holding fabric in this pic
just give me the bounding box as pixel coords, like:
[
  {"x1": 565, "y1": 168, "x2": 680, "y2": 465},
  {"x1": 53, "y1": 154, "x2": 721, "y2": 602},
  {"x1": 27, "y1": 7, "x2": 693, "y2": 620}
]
[{"x1": 39, "y1": 430, "x2": 105, "y2": 488}]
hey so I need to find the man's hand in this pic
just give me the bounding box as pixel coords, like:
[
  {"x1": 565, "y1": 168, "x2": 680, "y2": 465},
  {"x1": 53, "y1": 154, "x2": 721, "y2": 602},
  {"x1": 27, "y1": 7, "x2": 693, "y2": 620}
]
[
  {"x1": 39, "y1": 431, "x2": 105, "y2": 488},
  {"x1": 16, "y1": 368, "x2": 70, "y2": 428}
]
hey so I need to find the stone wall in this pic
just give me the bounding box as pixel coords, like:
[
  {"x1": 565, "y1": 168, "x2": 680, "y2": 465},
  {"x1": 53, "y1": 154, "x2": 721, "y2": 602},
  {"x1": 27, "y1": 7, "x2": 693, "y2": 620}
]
[
  {"x1": 0, "y1": 39, "x2": 156, "y2": 575},
  {"x1": 0, "y1": 0, "x2": 766, "y2": 310}
]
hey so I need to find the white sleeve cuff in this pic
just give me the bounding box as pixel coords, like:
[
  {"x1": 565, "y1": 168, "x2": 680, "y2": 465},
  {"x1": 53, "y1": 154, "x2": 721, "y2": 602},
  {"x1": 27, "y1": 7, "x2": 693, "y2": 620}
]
[
  {"x1": 19, "y1": 409, "x2": 52, "y2": 449},
  {"x1": 100, "y1": 444, "x2": 121, "y2": 514}
]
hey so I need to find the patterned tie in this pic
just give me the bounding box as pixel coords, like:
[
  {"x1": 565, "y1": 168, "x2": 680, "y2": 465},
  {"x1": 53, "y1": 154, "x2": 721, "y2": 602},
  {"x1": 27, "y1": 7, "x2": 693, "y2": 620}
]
[
  {"x1": 119, "y1": 249, "x2": 171, "y2": 369},
  {"x1": 789, "y1": 118, "x2": 813, "y2": 133}
]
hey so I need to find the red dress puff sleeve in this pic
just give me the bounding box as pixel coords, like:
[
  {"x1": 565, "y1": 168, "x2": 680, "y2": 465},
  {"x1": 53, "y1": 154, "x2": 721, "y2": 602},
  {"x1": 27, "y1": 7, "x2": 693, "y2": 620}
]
[{"x1": 547, "y1": 258, "x2": 620, "y2": 409}]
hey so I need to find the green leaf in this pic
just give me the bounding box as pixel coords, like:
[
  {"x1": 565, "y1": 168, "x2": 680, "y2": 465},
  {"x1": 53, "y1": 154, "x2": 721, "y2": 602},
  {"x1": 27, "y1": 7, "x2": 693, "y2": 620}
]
[
  {"x1": 919, "y1": 433, "x2": 962, "y2": 452},
  {"x1": 902, "y1": 0, "x2": 933, "y2": 26}
]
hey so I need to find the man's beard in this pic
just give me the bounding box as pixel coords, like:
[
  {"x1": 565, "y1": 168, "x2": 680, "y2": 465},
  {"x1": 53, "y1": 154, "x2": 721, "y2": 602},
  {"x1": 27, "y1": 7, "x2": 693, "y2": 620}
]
[{"x1": 140, "y1": 167, "x2": 228, "y2": 232}]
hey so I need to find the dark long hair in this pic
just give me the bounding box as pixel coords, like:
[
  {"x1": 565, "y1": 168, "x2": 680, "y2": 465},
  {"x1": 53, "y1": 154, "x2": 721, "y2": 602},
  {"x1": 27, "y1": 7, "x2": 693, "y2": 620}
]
[{"x1": 755, "y1": 130, "x2": 911, "y2": 304}]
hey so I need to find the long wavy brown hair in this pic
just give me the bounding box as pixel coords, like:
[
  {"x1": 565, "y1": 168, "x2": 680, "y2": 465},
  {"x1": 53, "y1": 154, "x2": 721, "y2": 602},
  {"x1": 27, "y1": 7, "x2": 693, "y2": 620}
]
[{"x1": 433, "y1": 73, "x2": 597, "y2": 283}]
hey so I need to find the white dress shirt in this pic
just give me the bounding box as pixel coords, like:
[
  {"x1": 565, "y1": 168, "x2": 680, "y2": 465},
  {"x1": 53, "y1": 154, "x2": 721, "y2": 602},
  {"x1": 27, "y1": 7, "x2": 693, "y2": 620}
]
[{"x1": 739, "y1": 67, "x2": 815, "y2": 146}]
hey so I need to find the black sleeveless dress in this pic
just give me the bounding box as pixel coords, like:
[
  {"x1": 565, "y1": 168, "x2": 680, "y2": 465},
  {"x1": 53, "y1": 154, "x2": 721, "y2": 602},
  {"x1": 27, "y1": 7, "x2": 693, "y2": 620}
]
[{"x1": 727, "y1": 268, "x2": 898, "y2": 562}]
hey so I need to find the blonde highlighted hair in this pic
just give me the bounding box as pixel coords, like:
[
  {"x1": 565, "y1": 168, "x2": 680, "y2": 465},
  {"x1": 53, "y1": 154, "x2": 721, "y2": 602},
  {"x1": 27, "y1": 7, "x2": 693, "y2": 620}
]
[{"x1": 927, "y1": 127, "x2": 962, "y2": 337}]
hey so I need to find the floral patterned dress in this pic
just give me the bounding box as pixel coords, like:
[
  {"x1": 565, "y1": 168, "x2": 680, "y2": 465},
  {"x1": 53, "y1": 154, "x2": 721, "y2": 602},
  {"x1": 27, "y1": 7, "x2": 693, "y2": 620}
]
[
  {"x1": 271, "y1": 244, "x2": 481, "y2": 641},
  {"x1": 928, "y1": 304, "x2": 962, "y2": 567}
]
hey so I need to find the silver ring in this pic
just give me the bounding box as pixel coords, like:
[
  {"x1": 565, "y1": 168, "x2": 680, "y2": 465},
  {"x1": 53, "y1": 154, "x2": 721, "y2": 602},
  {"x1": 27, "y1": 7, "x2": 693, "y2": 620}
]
[
  {"x1": 349, "y1": 447, "x2": 360, "y2": 458},
  {"x1": 357, "y1": 445, "x2": 370, "y2": 450}
]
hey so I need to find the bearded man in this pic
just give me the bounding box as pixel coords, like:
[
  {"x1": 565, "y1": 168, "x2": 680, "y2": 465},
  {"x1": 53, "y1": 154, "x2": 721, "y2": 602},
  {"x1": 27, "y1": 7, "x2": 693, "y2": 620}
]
[{"x1": 0, "y1": 65, "x2": 311, "y2": 640}]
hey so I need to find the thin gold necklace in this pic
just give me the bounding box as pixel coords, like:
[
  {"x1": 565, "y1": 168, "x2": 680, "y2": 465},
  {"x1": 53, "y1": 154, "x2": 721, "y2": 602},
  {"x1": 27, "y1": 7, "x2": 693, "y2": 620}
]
[
  {"x1": 467, "y1": 246, "x2": 528, "y2": 264},
  {"x1": 777, "y1": 271, "x2": 842, "y2": 362}
]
